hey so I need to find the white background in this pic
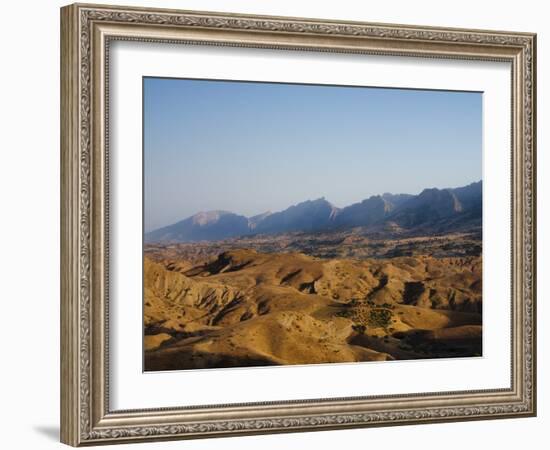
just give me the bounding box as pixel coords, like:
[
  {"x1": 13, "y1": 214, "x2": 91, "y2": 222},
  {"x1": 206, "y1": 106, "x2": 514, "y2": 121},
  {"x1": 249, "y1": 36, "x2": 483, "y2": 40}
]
[
  {"x1": 111, "y1": 42, "x2": 511, "y2": 409},
  {"x1": 0, "y1": 0, "x2": 547, "y2": 449}
]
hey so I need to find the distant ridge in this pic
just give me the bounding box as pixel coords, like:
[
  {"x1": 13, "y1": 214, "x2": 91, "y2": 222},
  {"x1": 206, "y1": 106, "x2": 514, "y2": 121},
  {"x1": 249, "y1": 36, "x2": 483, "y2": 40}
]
[
  {"x1": 147, "y1": 210, "x2": 249, "y2": 242},
  {"x1": 145, "y1": 181, "x2": 482, "y2": 243}
]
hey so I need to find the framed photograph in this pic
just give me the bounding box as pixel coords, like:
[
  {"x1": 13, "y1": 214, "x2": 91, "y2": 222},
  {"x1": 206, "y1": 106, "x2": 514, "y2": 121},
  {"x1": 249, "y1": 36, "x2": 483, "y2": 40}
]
[{"x1": 60, "y1": 3, "x2": 536, "y2": 446}]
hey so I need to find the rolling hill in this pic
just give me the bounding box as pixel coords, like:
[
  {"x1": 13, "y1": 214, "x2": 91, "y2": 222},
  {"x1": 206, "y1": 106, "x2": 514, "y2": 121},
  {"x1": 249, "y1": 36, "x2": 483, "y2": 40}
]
[{"x1": 144, "y1": 249, "x2": 482, "y2": 370}]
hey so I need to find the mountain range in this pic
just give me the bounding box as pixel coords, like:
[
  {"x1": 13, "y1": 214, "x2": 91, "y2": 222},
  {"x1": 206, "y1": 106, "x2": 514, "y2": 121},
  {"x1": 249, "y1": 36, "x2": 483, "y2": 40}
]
[{"x1": 146, "y1": 181, "x2": 482, "y2": 243}]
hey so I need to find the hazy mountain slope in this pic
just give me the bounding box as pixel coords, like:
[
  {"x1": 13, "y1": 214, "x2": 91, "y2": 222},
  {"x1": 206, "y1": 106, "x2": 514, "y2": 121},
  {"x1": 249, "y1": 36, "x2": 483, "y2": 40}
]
[
  {"x1": 248, "y1": 211, "x2": 272, "y2": 230},
  {"x1": 254, "y1": 198, "x2": 339, "y2": 234},
  {"x1": 335, "y1": 195, "x2": 395, "y2": 228},
  {"x1": 146, "y1": 181, "x2": 482, "y2": 242},
  {"x1": 145, "y1": 210, "x2": 250, "y2": 242},
  {"x1": 387, "y1": 188, "x2": 463, "y2": 227},
  {"x1": 451, "y1": 181, "x2": 482, "y2": 212},
  {"x1": 381, "y1": 192, "x2": 414, "y2": 207}
]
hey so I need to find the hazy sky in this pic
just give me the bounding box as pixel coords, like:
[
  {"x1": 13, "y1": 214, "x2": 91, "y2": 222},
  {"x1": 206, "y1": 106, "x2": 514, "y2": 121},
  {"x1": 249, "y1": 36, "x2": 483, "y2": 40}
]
[{"x1": 144, "y1": 77, "x2": 482, "y2": 232}]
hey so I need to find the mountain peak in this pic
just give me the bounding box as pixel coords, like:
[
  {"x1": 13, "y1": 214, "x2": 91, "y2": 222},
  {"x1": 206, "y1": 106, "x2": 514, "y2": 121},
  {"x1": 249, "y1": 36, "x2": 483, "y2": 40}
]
[
  {"x1": 146, "y1": 181, "x2": 482, "y2": 243},
  {"x1": 248, "y1": 211, "x2": 272, "y2": 230},
  {"x1": 301, "y1": 197, "x2": 332, "y2": 206},
  {"x1": 254, "y1": 197, "x2": 339, "y2": 234},
  {"x1": 191, "y1": 210, "x2": 232, "y2": 226}
]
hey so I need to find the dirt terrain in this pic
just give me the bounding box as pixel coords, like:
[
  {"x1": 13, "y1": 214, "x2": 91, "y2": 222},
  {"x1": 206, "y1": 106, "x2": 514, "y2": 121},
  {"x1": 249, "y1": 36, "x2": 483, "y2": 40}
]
[
  {"x1": 144, "y1": 236, "x2": 482, "y2": 371},
  {"x1": 145, "y1": 228, "x2": 481, "y2": 265}
]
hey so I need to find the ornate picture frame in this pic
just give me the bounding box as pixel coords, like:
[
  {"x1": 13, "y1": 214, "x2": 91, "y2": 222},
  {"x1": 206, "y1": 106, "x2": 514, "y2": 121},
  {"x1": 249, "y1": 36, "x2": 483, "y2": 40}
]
[{"x1": 60, "y1": 3, "x2": 536, "y2": 446}]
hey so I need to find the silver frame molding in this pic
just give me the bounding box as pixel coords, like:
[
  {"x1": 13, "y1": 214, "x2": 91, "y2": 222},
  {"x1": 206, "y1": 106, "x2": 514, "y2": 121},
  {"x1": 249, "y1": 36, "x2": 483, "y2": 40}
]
[{"x1": 60, "y1": 3, "x2": 536, "y2": 446}]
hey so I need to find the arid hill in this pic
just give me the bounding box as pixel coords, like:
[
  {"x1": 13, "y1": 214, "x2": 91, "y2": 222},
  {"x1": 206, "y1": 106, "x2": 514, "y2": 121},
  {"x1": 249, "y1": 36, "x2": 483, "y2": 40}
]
[{"x1": 144, "y1": 248, "x2": 482, "y2": 371}]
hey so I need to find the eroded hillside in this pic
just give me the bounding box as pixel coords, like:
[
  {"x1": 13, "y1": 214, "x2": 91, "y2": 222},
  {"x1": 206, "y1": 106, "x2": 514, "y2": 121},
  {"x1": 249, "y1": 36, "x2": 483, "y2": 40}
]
[{"x1": 144, "y1": 249, "x2": 482, "y2": 371}]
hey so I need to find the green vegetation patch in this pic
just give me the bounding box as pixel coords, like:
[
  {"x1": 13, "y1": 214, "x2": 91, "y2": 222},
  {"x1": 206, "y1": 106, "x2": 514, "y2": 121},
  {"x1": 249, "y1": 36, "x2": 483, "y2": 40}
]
[{"x1": 336, "y1": 305, "x2": 394, "y2": 330}]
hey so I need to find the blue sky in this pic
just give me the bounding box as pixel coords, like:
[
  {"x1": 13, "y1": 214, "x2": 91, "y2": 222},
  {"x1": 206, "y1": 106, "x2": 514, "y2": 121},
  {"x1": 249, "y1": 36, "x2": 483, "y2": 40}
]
[{"x1": 144, "y1": 77, "x2": 482, "y2": 232}]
